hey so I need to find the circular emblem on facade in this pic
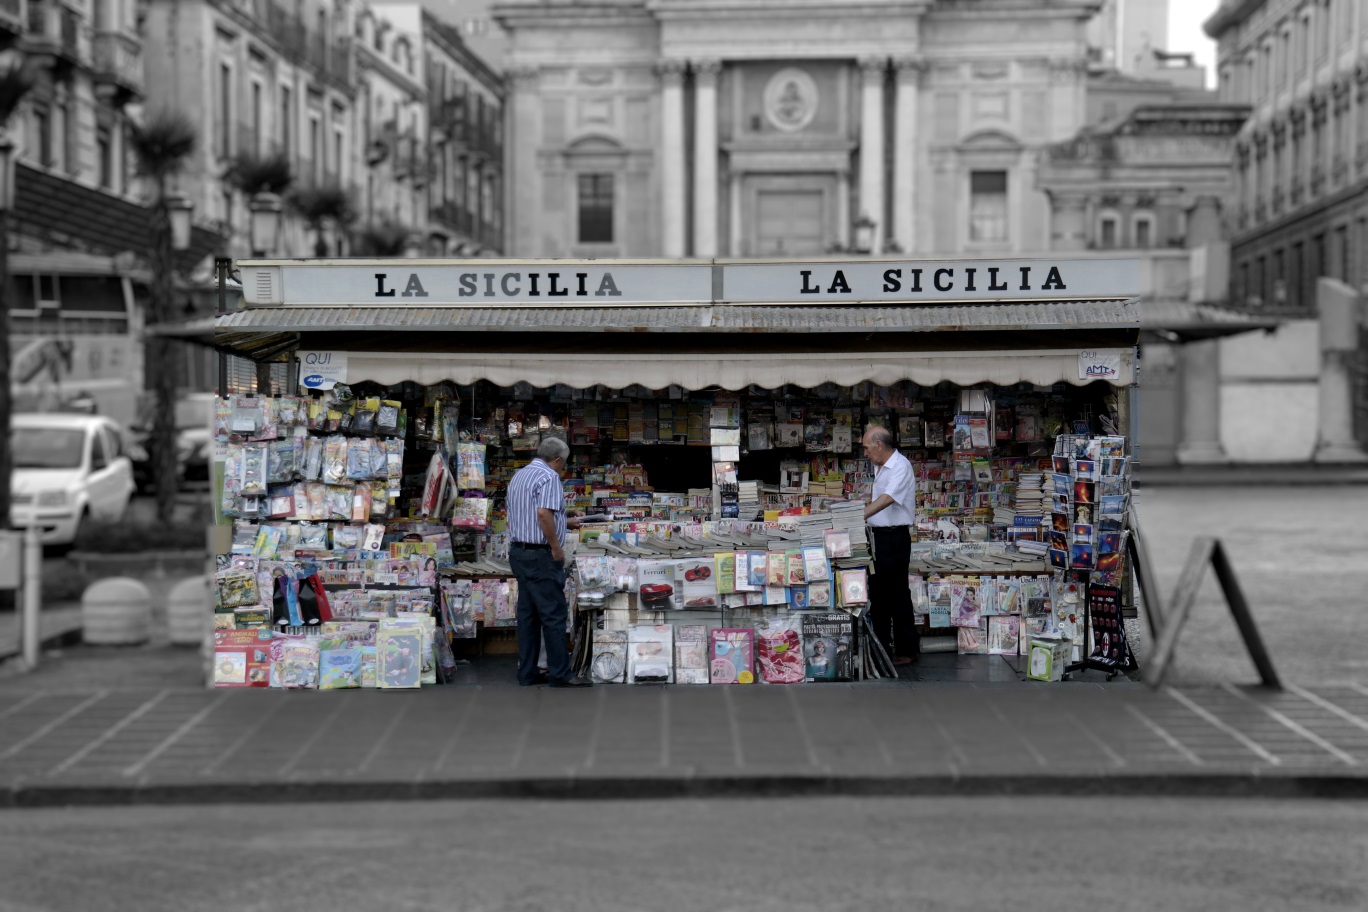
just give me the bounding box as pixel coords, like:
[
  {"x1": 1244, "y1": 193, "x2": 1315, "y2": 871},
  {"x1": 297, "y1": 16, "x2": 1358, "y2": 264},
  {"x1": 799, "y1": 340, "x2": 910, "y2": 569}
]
[{"x1": 764, "y1": 68, "x2": 819, "y2": 133}]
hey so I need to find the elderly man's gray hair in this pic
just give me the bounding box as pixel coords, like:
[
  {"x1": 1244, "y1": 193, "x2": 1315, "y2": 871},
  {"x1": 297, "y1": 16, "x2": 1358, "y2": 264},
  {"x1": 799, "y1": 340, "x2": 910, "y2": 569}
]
[
  {"x1": 537, "y1": 437, "x2": 571, "y2": 461},
  {"x1": 865, "y1": 426, "x2": 895, "y2": 449}
]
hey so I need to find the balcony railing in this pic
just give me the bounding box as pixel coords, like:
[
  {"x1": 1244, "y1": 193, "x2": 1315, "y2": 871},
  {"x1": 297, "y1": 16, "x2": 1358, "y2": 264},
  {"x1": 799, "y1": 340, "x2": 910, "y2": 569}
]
[
  {"x1": 24, "y1": 0, "x2": 81, "y2": 64},
  {"x1": 92, "y1": 31, "x2": 144, "y2": 100},
  {"x1": 260, "y1": 0, "x2": 352, "y2": 92}
]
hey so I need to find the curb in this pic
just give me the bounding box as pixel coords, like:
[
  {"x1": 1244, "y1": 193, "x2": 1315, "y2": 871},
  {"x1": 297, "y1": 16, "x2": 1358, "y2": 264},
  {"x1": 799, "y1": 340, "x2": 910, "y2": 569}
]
[
  {"x1": 5, "y1": 773, "x2": 1368, "y2": 808},
  {"x1": 0, "y1": 624, "x2": 84, "y2": 666}
]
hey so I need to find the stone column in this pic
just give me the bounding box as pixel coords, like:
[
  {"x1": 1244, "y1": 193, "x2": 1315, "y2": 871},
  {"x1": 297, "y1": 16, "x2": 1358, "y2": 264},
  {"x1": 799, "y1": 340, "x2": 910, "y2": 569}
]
[
  {"x1": 837, "y1": 170, "x2": 851, "y2": 250},
  {"x1": 729, "y1": 171, "x2": 744, "y2": 256},
  {"x1": 1314, "y1": 277, "x2": 1368, "y2": 462},
  {"x1": 1048, "y1": 191, "x2": 1088, "y2": 251},
  {"x1": 1175, "y1": 340, "x2": 1228, "y2": 464},
  {"x1": 692, "y1": 59, "x2": 721, "y2": 257},
  {"x1": 506, "y1": 66, "x2": 540, "y2": 255},
  {"x1": 858, "y1": 57, "x2": 886, "y2": 251},
  {"x1": 892, "y1": 58, "x2": 924, "y2": 254},
  {"x1": 659, "y1": 60, "x2": 687, "y2": 258}
]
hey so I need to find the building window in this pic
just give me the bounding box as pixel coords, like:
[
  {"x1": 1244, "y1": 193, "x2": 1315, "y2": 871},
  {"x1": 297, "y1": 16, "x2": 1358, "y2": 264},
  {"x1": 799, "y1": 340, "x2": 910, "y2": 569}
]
[
  {"x1": 577, "y1": 173, "x2": 614, "y2": 243},
  {"x1": 32, "y1": 106, "x2": 51, "y2": 167},
  {"x1": 1098, "y1": 214, "x2": 1118, "y2": 249},
  {"x1": 218, "y1": 63, "x2": 232, "y2": 158},
  {"x1": 968, "y1": 170, "x2": 1008, "y2": 243},
  {"x1": 1134, "y1": 216, "x2": 1153, "y2": 249},
  {"x1": 310, "y1": 116, "x2": 321, "y2": 184},
  {"x1": 280, "y1": 86, "x2": 293, "y2": 158},
  {"x1": 1317, "y1": 1, "x2": 1330, "y2": 61},
  {"x1": 251, "y1": 81, "x2": 263, "y2": 156},
  {"x1": 97, "y1": 127, "x2": 113, "y2": 189}
]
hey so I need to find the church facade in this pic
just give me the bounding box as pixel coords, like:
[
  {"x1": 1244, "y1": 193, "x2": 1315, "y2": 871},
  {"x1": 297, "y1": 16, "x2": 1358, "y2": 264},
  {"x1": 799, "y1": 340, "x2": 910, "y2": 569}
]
[{"x1": 492, "y1": 0, "x2": 1103, "y2": 259}]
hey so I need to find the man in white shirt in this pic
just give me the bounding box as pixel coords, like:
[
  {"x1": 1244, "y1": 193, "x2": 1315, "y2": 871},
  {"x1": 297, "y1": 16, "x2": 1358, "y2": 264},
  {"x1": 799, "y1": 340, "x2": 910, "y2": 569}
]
[{"x1": 862, "y1": 426, "x2": 919, "y2": 666}]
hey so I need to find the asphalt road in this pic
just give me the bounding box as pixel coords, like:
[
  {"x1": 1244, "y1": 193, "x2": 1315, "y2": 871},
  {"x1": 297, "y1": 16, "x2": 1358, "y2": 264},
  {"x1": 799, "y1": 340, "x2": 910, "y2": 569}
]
[
  {"x1": 0, "y1": 797, "x2": 1364, "y2": 911},
  {"x1": 1133, "y1": 484, "x2": 1368, "y2": 686}
]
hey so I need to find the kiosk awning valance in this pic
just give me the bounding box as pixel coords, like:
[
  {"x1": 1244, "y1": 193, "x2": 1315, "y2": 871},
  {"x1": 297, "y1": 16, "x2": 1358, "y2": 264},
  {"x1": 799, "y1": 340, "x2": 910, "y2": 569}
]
[{"x1": 334, "y1": 348, "x2": 1135, "y2": 389}]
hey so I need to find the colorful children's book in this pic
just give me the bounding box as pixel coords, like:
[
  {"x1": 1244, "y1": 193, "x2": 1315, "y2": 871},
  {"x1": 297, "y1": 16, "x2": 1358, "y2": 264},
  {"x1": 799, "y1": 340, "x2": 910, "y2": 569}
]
[
  {"x1": 376, "y1": 624, "x2": 423, "y2": 689},
  {"x1": 212, "y1": 629, "x2": 273, "y2": 688},
  {"x1": 318, "y1": 647, "x2": 363, "y2": 689},
  {"x1": 709, "y1": 628, "x2": 755, "y2": 684},
  {"x1": 802, "y1": 613, "x2": 854, "y2": 682},
  {"x1": 590, "y1": 631, "x2": 628, "y2": 684},
  {"x1": 755, "y1": 618, "x2": 806, "y2": 684},
  {"x1": 674, "y1": 625, "x2": 709, "y2": 684},
  {"x1": 713, "y1": 552, "x2": 737, "y2": 595},
  {"x1": 279, "y1": 641, "x2": 320, "y2": 689}
]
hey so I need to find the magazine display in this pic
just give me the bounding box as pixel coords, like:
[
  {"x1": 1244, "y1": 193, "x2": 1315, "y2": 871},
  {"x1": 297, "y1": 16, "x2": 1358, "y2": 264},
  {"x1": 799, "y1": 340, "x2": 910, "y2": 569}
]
[
  {"x1": 802, "y1": 613, "x2": 854, "y2": 682},
  {"x1": 709, "y1": 628, "x2": 755, "y2": 684},
  {"x1": 755, "y1": 618, "x2": 806, "y2": 684}
]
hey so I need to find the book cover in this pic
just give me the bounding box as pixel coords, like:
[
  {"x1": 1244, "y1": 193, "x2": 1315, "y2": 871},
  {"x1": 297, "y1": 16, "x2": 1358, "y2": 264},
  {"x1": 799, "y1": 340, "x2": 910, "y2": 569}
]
[
  {"x1": 806, "y1": 580, "x2": 833, "y2": 609},
  {"x1": 791, "y1": 586, "x2": 811, "y2": 610},
  {"x1": 802, "y1": 546, "x2": 831, "y2": 582},
  {"x1": 680, "y1": 559, "x2": 719, "y2": 609},
  {"x1": 837, "y1": 568, "x2": 869, "y2": 607},
  {"x1": 786, "y1": 550, "x2": 807, "y2": 586},
  {"x1": 766, "y1": 551, "x2": 788, "y2": 587},
  {"x1": 590, "y1": 630, "x2": 628, "y2": 684},
  {"x1": 824, "y1": 529, "x2": 853, "y2": 559},
  {"x1": 755, "y1": 619, "x2": 806, "y2": 684},
  {"x1": 745, "y1": 552, "x2": 768, "y2": 590},
  {"x1": 713, "y1": 552, "x2": 737, "y2": 595},
  {"x1": 802, "y1": 613, "x2": 854, "y2": 682},
  {"x1": 747, "y1": 422, "x2": 773, "y2": 451},
  {"x1": 924, "y1": 421, "x2": 945, "y2": 447},
  {"x1": 709, "y1": 628, "x2": 755, "y2": 684},
  {"x1": 987, "y1": 615, "x2": 1021, "y2": 655},
  {"x1": 674, "y1": 625, "x2": 710, "y2": 684},
  {"x1": 957, "y1": 621, "x2": 988, "y2": 655},
  {"x1": 280, "y1": 641, "x2": 320, "y2": 689},
  {"x1": 968, "y1": 417, "x2": 991, "y2": 449},
  {"x1": 949, "y1": 580, "x2": 982, "y2": 628},
  {"x1": 318, "y1": 647, "x2": 363, "y2": 689},
  {"x1": 627, "y1": 625, "x2": 674, "y2": 684},
  {"x1": 212, "y1": 629, "x2": 273, "y2": 688},
  {"x1": 377, "y1": 626, "x2": 423, "y2": 689}
]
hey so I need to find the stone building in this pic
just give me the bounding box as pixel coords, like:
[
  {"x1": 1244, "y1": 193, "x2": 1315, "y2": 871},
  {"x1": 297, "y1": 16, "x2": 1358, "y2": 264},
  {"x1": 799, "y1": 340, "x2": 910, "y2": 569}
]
[
  {"x1": 2, "y1": 0, "x2": 220, "y2": 425},
  {"x1": 492, "y1": 0, "x2": 1104, "y2": 260},
  {"x1": 1207, "y1": 0, "x2": 1368, "y2": 311},
  {"x1": 371, "y1": 1, "x2": 504, "y2": 255}
]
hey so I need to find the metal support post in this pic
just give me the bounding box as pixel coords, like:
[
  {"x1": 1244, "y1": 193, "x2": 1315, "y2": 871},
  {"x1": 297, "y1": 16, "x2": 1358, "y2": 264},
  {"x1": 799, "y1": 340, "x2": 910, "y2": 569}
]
[{"x1": 21, "y1": 523, "x2": 41, "y2": 670}]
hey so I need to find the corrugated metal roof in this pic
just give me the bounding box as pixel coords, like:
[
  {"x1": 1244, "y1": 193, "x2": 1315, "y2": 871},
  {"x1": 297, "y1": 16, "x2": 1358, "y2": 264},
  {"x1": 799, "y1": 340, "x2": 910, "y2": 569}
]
[{"x1": 213, "y1": 299, "x2": 1140, "y2": 334}]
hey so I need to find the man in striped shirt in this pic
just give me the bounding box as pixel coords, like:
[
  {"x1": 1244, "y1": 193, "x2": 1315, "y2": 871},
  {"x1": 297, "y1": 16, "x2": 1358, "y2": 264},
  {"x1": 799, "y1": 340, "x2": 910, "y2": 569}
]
[{"x1": 507, "y1": 437, "x2": 591, "y2": 687}]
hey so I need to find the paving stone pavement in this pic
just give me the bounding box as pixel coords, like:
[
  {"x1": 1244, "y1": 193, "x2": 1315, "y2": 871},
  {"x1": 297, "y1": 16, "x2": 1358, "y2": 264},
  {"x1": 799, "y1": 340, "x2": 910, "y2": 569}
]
[{"x1": 2, "y1": 644, "x2": 1368, "y2": 806}]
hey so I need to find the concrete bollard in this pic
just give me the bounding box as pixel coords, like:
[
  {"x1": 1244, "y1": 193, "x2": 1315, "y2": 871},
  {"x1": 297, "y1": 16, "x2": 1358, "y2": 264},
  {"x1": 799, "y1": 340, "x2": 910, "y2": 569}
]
[
  {"x1": 81, "y1": 577, "x2": 153, "y2": 646},
  {"x1": 167, "y1": 575, "x2": 211, "y2": 646}
]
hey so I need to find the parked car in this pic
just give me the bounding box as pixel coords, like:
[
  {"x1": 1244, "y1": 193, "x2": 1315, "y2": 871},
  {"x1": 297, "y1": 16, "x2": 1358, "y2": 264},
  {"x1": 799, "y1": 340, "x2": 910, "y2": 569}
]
[
  {"x1": 131, "y1": 392, "x2": 216, "y2": 493},
  {"x1": 10, "y1": 413, "x2": 136, "y2": 547}
]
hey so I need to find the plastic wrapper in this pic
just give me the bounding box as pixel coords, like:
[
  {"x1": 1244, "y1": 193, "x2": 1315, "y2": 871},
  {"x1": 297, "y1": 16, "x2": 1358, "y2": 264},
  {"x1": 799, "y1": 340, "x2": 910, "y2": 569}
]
[
  {"x1": 322, "y1": 436, "x2": 348, "y2": 485},
  {"x1": 302, "y1": 436, "x2": 323, "y2": 481},
  {"x1": 305, "y1": 482, "x2": 328, "y2": 521},
  {"x1": 370, "y1": 437, "x2": 390, "y2": 479},
  {"x1": 240, "y1": 443, "x2": 267, "y2": 497},
  {"x1": 326, "y1": 485, "x2": 352, "y2": 521},
  {"x1": 347, "y1": 437, "x2": 373, "y2": 480}
]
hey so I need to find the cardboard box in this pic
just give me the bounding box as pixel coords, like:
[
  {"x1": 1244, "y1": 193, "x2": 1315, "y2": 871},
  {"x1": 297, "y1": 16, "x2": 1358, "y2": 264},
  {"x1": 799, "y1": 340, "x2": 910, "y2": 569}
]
[{"x1": 1027, "y1": 638, "x2": 1071, "y2": 683}]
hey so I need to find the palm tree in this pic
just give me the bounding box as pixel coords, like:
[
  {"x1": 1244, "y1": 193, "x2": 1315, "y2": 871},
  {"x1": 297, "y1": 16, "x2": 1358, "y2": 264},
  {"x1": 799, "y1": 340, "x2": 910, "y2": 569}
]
[
  {"x1": 289, "y1": 184, "x2": 354, "y2": 257},
  {"x1": 129, "y1": 111, "x2": 198, "y2": 522},
  {"x1": 0, "y1": 54, "x2": 36, "y2": 534},
  {"x1": 223, "y1": 151, "x2": 294, "y2": 197},
  {"x1": 353, "y1": 219, "x2": 411, "y2": 257}
]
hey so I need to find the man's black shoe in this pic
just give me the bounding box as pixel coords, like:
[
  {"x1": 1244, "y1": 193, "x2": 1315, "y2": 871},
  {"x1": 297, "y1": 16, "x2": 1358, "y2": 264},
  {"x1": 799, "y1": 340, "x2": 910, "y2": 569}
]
[
  {"x1": 520, "y1": 673, "x2": 549, "y2": 686},
  {"x1": 549, "y1": 676, "x2": 592, "y2": 688}
]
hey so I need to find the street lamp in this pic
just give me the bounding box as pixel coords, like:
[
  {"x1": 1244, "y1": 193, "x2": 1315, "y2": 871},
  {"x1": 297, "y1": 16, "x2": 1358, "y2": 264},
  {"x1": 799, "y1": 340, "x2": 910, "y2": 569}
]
[
  {"x1": 248, "y1": 191, "x2": 283, "y2": 257},
  {"x1": 853, "y1": 214, "x2": 876, "y2": 255}
]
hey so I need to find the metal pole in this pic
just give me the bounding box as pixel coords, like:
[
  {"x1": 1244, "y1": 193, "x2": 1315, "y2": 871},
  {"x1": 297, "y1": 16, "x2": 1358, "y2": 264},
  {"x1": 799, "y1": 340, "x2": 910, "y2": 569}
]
[
  {"x1": 216, "y1": 257, "x2": 229, "y2": 398},
  {"x1": 21, "y1": 523, "x2": 40, "y2": 670}
]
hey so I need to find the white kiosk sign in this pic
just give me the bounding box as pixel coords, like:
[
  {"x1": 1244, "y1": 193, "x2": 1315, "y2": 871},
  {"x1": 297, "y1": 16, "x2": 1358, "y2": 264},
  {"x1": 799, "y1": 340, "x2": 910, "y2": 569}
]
[
  {"x1": 722, "y1": 258, "x2": 1141, "y2": 303},
  {"x1": 298, "y1": 351, "x2": 349, "y2": 390},
  {"x1": 238, "y1": 258, "x2": 1141, "y2": 308}
]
